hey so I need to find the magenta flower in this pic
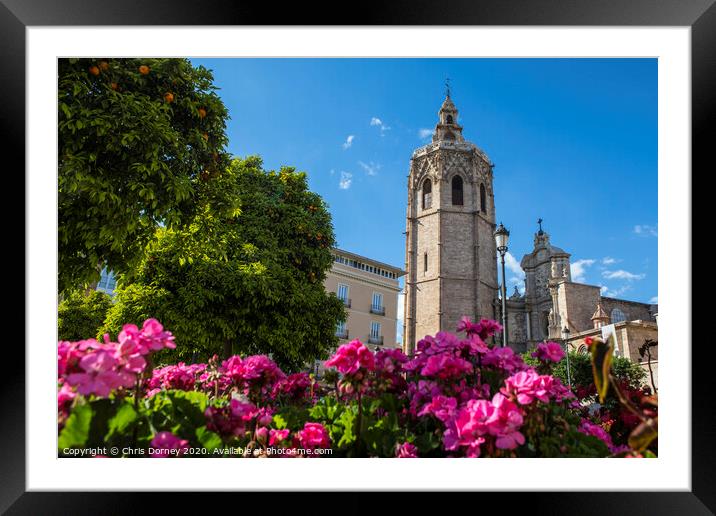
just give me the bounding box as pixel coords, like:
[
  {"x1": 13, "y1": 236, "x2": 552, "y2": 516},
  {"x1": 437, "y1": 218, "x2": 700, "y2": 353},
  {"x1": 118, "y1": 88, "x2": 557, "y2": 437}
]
[
  {"x1": 65, "y1": 350, "x2": 130, "y2": 397},
  {"x1": 297, "y1": 422, "x2": 330, "y2": 450},
  {"x1": 269, "y1": 429, "x2": 290, "y2": 446},
  {"x1": 531, "y1": 341, "x2": 565, "y2": 363},
  {"x1": 420, "y1": 354, "x2": 473, "y2": 380},
  {"x1": 150, "y1": 431, "x2": 189, "y2": 457},
  {"x1": 117, "y1": 318, "x2": 176, "y2": 356},
  {"x1": 417, "y1": 395, "x2": 458, "y2": 423},
  {"x1": 325, "y1": 340, "x2": 375, "y2": 376},
  {"x1": 396, "y1": 442, "x2": 419, "y2": 458},
  {"x1": 489, "y1": 393, "x2": 525, "y2": 450},
  {"x1": 578, "y1": 419, "x2": 615, "y2": 450}
]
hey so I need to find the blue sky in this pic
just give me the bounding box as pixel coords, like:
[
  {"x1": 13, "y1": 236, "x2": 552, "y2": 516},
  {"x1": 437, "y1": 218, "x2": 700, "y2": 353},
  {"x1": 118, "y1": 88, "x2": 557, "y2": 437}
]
[{"x1": 191, "y1": 58, "x2": 658, "y2": 307}]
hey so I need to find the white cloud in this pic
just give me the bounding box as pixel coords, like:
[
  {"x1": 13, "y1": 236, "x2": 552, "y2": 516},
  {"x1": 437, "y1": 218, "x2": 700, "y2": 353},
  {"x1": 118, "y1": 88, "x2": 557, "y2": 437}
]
[
  {"x1": 571, "y1": 258, "x2": 596, "y2": 282},
  {"x1": 602, "y1": 256, "x2": 618, "y2": 265},
  {"x1": 649, "y1": 296, "x2": 658, "y2": 304},
  {"x1": 600, "y1": 284, "x2": 632, "y2": 298},
  {"x1": 602, "y1": 269, "x2": 646, "y2": 281},
  {"x1": 503, "y1": 252, "x2": 525, "y2": 281},
  {"x1": 370, "y1": 117, "x2": 391, "y2": 135},
  {"x1": 418, "y1": 128, "x2": 434, "y2": 140},
  {"x1": 338, "y1": 171, "x2": 353, "y2": 190},
  {"x1": 342, "y1": 135, "x2": 355, "y2": 149},
  {"x1": 358, "y1": 161, "x2": 381, "y2": 176},
  {"x1": 634, "y1": 224, "x2": 657, "y2": 237}
]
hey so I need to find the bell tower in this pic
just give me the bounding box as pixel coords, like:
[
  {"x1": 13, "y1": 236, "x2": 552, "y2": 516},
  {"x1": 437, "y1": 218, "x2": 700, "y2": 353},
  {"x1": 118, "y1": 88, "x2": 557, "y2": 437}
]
[{"x1": 403, "y1": 92, "x2": 499, "y2": 354}]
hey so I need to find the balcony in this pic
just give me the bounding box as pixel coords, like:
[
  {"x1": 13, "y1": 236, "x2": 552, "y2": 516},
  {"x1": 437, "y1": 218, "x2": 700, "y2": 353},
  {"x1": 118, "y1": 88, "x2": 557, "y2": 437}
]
[
  {"x1": 340, "y1": 298, "x2": 351, "y2": 308},
  {"x1": 335, "y1": 329, "x2": 349, "y2": 339},
  {"x1": 368, "y1": 335, "x2": 383, "y2": 346},
  {"x1": 370, "y1": 305, "x2": 386, "y2": 316}
]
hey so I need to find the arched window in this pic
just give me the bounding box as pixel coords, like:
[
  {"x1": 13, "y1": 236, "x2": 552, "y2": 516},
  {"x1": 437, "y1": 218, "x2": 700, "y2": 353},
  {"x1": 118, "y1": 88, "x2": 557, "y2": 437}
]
[
  {"x1": 424, "y1": 252, "x2": 428, "y2": 273},
  {"x1": 451, "y1": 176, "x2": 464, "y2": 206},
  {"x1": 444, "y1": 131, "x2": 455, "y2": 141},
  {"x1": 577, "y1": 344, "x2": 588, "y2": 355},
  {"x1": 480, "y1": 184, "x2": 487, "y2": 213},
  {"x1": 446, "y1": 114, "x2": 454, "y2": 124},
  {"x1": 611, "y1": 308, "x2": 627, "y2": 323},
  {"x1": 422, "y1": 178, "x2": 432, "y2": 209}
]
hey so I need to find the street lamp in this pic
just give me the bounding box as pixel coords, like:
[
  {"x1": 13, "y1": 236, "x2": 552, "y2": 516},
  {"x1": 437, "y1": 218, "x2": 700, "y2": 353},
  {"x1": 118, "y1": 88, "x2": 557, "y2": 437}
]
[
  {"x1": 561, "y1": 326, "x2": 572, "y2": 389},
  {"x1": 494, "y1": 222, "x2": 510, "y2": 348}
]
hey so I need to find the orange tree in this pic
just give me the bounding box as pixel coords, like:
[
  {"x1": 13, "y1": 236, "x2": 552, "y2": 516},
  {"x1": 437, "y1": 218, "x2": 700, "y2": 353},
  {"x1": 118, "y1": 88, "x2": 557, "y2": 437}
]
[
  {"x1": 58, "y1": 58, "x2": 230, "y2": 293},
  {"x1": 101, "y1": 157, "x2": 346, "y2": 372}
]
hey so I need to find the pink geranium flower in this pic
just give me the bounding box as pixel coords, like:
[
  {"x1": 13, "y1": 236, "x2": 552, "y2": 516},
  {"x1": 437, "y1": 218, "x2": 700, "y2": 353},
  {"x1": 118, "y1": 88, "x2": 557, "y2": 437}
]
[
  {"x1": 150, "y1": 431, "x2": 189, "y2": 457},
  {"x1": 325, "y1": 340, "x2": 375, "y2": 376},
  {"x1": 297, "y1": 422, "x2": 331, "y2": 450},
  {"x1": 396, "y1": 442, "x2": 419, "y2": 458},
  {"x1": 531, "y1": 341, "x2": 565, "y2": 363}
]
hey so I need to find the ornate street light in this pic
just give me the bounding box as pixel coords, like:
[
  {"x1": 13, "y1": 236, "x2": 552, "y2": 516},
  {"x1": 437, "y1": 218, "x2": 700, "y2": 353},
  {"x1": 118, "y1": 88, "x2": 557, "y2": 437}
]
[
  {"x1": 561, "y1": 326, "x2": 572, "y2": 389},
  {"x1": 494, "y1": 222, "x2": 510, "y2": 348}
]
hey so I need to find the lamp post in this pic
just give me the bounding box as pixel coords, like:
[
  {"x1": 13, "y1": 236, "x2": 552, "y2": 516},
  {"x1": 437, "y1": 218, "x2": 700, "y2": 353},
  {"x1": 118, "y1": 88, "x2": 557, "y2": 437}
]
[
  {"x1": 561, "y1": 326, "x2": 572, "y2": 389},
  {"x1": 494, "y1": 222, "x2": 510, "y2": 348}
]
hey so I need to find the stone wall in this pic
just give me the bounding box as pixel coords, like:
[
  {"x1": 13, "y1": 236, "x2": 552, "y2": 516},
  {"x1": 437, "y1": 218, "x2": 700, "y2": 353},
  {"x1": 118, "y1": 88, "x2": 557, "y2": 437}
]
[
  {"x1": 560, "y1": 282, "x2": 601, "y2": 333},
  {"x1": 601, "y1": 297, "x2": 655, "y2": 323}
]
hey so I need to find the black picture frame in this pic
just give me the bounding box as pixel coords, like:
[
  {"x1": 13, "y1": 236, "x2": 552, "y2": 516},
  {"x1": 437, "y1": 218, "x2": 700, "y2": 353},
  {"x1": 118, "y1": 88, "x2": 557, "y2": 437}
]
[{"x1": 2, "y1": 0, "x2": 709, "y2": 513}]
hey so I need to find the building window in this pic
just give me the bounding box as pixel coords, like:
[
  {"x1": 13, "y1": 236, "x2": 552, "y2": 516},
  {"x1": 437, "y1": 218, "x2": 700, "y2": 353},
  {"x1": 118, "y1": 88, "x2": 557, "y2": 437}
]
[
  {"x1": 480, "y1": 183, "x2": 486, "y2": 213},
  {"x1": 337, "y1": 284, "x2": 350, "y2": 307},
  {"x1": 369, "y1": 321, "x2": 382, "y2": 345},
  {"x1": 371, "y1": 292, "x2": 384, "y2": 315},
  {"x1": 446, "y1": 114, "x2": 454, "y2": 124},
  {"x1": 577, "y1": 344, "x2": 588, "y2": 354},
  {"x1": 611, "y1": 308, "x2": 627, "y2": 323},
  {"x1": 451, "y1": 175, "x2": 464, "y2": 206},
  {"x1": 424, "y1": 252, "x2": 428, "y2": 273},
  {"x1": 422, "y1": 178, "x2": 432, "y2": 209},
  {"x1": 96, "y1": 268, "x2": 116, "y2": 295}
]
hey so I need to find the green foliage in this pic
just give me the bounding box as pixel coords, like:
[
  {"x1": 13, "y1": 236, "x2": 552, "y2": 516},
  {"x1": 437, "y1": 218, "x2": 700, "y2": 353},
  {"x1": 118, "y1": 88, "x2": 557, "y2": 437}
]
[
  {"x1": 102, "y1": 157, "x2": 345, "y2": 371},
  {"x1": 58, "y1": 289, "x2": 113, "y2": 341},
  {"x1": 523, "y1": 351, "x2": 646, "y2": 392},
  {"x1": 58, "y1": 58, "x2": 230, "y2": 292},
  {"x1": 58, "y1": 390, "x2": 220, "y2": 456}
]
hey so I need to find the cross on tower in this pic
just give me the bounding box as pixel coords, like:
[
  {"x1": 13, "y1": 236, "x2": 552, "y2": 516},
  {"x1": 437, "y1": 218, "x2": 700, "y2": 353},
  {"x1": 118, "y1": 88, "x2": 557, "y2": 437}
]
[
  {"x1": 445, "y1": 77, "x2": 451, "y2": 98},
  {"x1": 537, "y1": 218, "x2": 544, "y2": 235}
]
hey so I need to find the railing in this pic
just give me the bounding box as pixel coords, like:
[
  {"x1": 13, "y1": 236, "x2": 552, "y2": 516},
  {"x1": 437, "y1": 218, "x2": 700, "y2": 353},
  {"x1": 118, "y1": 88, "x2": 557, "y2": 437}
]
[
  {"x1": 368, "y1": 335, "x2": 384, "y2": 346},
  {"x1": 370, "y1": 306, "x2": 386, "y2": 315},
  {"x1": 335, "y1": 329, "x2": 349, "y2": 339},
  {"x1": 339, "y1": 298, "x2": 351, "y2": 308}
]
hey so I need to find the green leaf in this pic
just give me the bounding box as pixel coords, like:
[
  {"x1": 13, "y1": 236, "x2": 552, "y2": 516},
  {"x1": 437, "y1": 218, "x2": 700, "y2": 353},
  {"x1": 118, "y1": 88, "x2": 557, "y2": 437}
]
[
  {"x1": 59, "y1": 401, "x2": 93, "y2": 450},
  {"x1": 196, "y1": 426, "x2": 223, "y2": 451},
  {"x1": 104, "y1": 401, "x2": 138, "y2": 441}
]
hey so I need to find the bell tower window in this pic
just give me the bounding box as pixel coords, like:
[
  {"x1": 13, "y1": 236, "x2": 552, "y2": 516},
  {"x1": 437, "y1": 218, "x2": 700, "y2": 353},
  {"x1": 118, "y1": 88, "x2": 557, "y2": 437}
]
[
  {"x1": 451, "y1": 176, "x2": 463, "y2": 205},
  {"x1": 480, "y1": 183, "x2": 487, "y2": 213},
  {"x1": 446, "y1": 114, "x2": 454, "y2": 124},
  {"x1": 422, "y1": 178, "x2": 432, "y2": 209}
]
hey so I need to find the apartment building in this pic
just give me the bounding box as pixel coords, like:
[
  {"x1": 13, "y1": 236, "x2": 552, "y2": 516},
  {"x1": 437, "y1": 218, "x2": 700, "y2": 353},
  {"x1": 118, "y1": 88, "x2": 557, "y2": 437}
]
[{"x1": 325, "y1": 248, "x2": 405, "y2": 350}]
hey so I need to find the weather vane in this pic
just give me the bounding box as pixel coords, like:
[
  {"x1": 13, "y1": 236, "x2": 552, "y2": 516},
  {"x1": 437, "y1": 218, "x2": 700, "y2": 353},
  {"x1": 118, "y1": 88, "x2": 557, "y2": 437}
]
[
  {"x1": 537, "y1": 218, "x2": 543, "y2": 233},
  {"x1": 445, "y1": 77, "x2": 451, "y2": 98}
]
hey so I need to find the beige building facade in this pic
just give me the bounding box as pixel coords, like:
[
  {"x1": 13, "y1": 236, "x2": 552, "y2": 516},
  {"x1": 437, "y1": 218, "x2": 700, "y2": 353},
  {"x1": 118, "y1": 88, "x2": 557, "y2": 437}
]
[{"x1": 324, "y1": 248, "x2": 405, "y2": 351}]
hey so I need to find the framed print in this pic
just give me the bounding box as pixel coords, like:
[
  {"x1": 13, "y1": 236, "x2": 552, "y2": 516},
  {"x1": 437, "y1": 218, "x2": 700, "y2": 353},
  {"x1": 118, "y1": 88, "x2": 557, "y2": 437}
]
[{"x1": 3, "y1": 0, "x2": 711, "y2": 512}]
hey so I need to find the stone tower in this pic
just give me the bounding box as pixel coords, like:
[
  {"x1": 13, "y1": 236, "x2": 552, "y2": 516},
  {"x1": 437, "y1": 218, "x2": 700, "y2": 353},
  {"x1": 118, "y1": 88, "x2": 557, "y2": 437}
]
[{"x1": 403, "y1": 93, "x2": 498, "y2": 354}]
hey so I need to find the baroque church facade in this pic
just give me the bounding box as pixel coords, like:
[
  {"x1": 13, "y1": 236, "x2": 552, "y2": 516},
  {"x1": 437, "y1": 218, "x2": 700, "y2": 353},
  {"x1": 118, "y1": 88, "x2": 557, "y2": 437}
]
[{"x1": 402, "y1": 94, "x2": 658, "y2": 362}]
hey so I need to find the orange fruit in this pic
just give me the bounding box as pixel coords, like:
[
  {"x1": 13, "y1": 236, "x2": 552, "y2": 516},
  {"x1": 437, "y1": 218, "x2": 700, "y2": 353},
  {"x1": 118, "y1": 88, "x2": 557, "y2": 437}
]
[
  {"x1": 202, "y1": 132, "x2": 209, "y2": 141},
  {"x1": 110, "y1": 82, "x2": 119, "y2": 90},
  {"x1": 88, "y1": 65, "x2": 100, "y2": 76},
  {"x1": 164, "y1": 92, "x2": 174, "y2": 103},
  {"x1": 198, "y1": 108, "x2": 207, "y2": 118},
  {"x1": 139, "y1": 65, "x2": 150, "y2": 75},
  {"x1": 99, "y1": 61, "x2": 109, "y2": 71}
]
